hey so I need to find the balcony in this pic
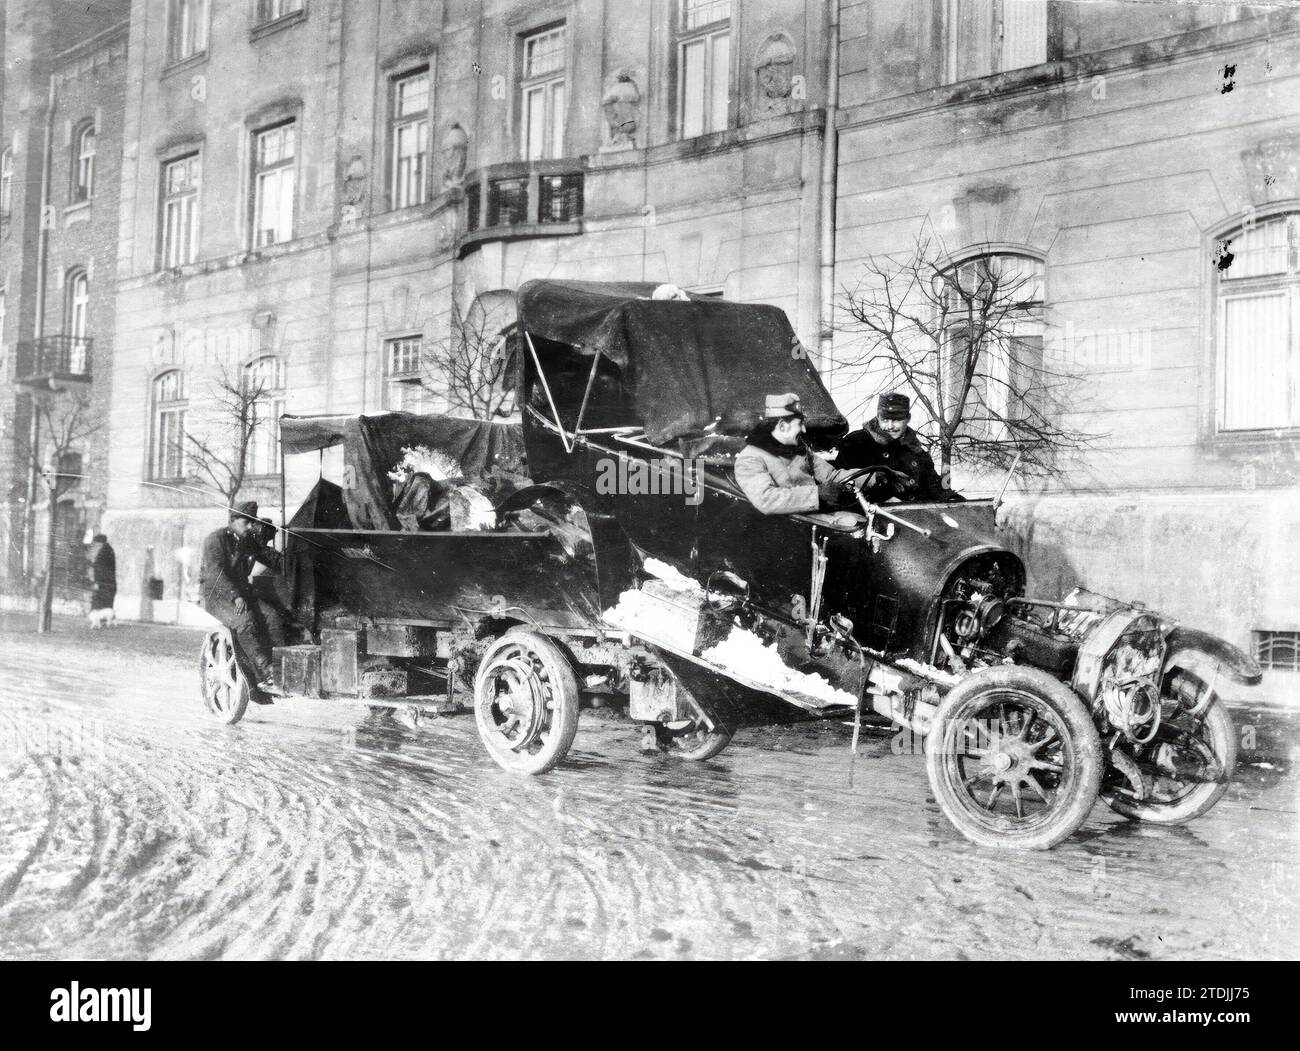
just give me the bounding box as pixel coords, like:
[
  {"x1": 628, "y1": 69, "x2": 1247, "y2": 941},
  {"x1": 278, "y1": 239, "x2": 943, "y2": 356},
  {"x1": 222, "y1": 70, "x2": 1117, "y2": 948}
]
[
  {"x1": 460, "y1": 160, "x2": 584, "y2": 257},
  {"x1": 15, "y1": 336, "x2": 93, "y2": 388}
]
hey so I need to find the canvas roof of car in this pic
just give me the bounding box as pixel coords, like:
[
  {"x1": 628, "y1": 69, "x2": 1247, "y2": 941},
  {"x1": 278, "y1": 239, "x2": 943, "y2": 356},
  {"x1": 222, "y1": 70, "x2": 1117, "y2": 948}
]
[{"x1": 516, "y1": 279, "x2": 847, "y2": 444}]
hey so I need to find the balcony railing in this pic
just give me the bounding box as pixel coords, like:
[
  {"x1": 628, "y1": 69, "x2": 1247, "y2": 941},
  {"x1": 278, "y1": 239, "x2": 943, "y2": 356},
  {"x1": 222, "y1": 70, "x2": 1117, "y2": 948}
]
[
  {"x1": 462, "y1": 160, "x2": 584, "y2": 253},
  {"x1": 15, "y1": 335, "x2": 93, "y2": 386}
]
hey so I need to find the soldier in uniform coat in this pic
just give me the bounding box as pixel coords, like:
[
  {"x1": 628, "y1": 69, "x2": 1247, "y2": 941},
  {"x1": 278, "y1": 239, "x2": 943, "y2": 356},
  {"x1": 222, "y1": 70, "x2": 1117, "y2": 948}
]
[
  {"x1": 200, "y1": 500, "x2": 282, "y2": 691},
  {"x1": 833, "y1": 392, "x2": 962, "y2": 503}
]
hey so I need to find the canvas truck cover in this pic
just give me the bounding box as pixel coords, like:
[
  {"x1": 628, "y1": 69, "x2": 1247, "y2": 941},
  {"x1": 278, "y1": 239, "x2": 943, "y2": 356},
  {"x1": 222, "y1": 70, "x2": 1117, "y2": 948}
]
[
  {"x1": 279, "y1": 412, "x2": 527, "y2": 530},
  {"x1": 516, "y1": 280, "x2": 847, "y2": 444}
]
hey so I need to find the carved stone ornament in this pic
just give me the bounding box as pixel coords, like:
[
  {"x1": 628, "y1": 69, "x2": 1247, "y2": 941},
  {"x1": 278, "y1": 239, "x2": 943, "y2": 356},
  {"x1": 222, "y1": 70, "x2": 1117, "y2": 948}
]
[
  {"x1": 754, "y1": 33, "x2": 796, "y2": 115},
  {"x1": 442, "y1": 123, "x2": 469, "y2": 187},
  {"x1": 341, "y1": 154, "x2": 367, "y2": 207},
  {"x1": 1241, "y1": 134, "x2": 1300, "y2": 205},
  {"x1": 601, "y1": 72, "x2": 640, "y2": 150},
  {"x1": 882, "y1": 23, "x2": 920, "y2": 81}
]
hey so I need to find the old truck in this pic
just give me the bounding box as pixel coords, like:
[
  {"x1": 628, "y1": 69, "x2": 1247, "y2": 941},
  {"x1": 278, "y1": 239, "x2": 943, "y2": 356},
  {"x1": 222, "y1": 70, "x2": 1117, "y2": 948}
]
[{"x1": 199, "y1": 280, "x2": 1260, "y2": 850}]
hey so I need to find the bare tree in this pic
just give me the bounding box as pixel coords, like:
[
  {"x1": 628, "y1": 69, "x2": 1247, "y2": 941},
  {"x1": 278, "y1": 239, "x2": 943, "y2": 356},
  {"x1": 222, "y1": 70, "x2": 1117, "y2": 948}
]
[
  {"x1": 417, "y1": 301, "x2": 515, "y2": 420},
  {"x1": 26, "y1": 388, "x2": 102, "y2": 633},
  {"x1": 184, "y1": 362, "x2": 276, "y2": 506},
  {"x1": 833, "y1": 232, "x2": 1098, "y2": 486}
]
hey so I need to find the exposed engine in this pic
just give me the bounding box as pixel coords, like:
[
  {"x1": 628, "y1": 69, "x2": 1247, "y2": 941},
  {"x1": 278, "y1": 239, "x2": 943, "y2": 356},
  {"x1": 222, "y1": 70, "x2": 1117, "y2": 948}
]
[{"x1": 934, "y1": 559, "x2": 1168, "y2": 745}]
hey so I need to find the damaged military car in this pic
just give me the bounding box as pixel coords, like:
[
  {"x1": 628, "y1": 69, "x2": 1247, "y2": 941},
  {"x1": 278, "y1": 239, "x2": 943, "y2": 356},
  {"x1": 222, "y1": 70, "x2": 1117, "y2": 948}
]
[
  {"x1": 204, "y1": 280, "x2": 1260, "y2": 851},
  {"x1": 506, "y1": 280, "x2": 1260, "y2": 849}
]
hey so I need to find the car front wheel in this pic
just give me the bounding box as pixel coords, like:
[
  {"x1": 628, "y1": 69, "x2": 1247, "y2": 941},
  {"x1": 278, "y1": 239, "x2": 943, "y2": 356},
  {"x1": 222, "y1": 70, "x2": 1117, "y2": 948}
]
[{"x1": 925, "y1": 666, "x2": 1103, "y2": 850}]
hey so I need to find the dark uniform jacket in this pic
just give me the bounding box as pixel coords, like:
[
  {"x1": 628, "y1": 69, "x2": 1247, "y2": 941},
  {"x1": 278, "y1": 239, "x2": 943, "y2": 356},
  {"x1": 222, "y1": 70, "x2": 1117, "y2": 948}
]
[
  {"x1": 832, "y1": 419, "x2": 955, "y2": 502},
  {"x1": 199, "y1": 526, "x2": 280, "y2": 606}
]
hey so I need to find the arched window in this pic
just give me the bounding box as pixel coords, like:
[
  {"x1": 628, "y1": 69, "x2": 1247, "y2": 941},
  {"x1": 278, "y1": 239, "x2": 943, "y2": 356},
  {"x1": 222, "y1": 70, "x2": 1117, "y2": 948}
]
[
  {"x1": 65, "y1": 269, "x2": 89, "y2": 337},
  {"x1": 74, "y1": 122, "x2": 96, "y2": 200},
  {"x1": 938, "y1": 251, "x2": 1045, "y2": 443},
  {"x1": 1214, "y1": 211, "x2": 1299, "y2": 432},
  {"x1": 242, "y1": 355, "x2": 285, "y2": 475},
  {"x1": 64, "y1": 269, "x2": 90, "y2": 373},
  {"x1": 150, "y1": 370, "x2": 187, "y2": 479},
  {"x1": 0, "y1": 148, "x2": 13, "y2": 218}
]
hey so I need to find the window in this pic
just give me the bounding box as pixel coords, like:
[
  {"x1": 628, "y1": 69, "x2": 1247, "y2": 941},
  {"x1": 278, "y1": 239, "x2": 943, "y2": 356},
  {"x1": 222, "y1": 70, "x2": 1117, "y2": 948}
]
[
  {"x1": 1215, "y1": 213, "x2": 1300, "y2": 432},
  {"x1": 1, "y1": 149, "x2": 12, "y2": 218},
  {"x1": 538, "y1": 173, "x2": 583, "y2": 224},
  {"x1": 243, "y1": 356, "x2": 285, "y2": 475},
  {"x1": 677, "y1": 0, "x2": 731, "y2": 139},
  {"x1": 255, "y1": 0, "x2": 303, "y2": 25},
  {"x1": 54, "y1": 452, "x2": 82, "y2": 496},
  {"x1": 391, "y1": 69, "x2": 429, "y2": 209},
  {"x1": 520, "y1": 25, "x2": 566, "y2": 161},
  {"x1": 487, "y1": 177, "x2": 528, "y2": 227},
  {"x1": 1254, "y1": 630, "x2": 1300, "y2": 672},
  {"x1": 251, "y1": 122, "x2": 295, "y2": 246},
  {"x1": 74, "y1": 123, "x2": 96, "y2": 200},
  {"x1": 169, "y1": 0, "x2": 210, "y2": 63},
  {"x1": 65, "y1": 269, "x2": 90, "y2": 373},
  {"x1": 150, "y1": 370, "x2": 187, "y2": 479},
  {"x1": 944, "y1": 0, "x2": 1047, "y2": 82},
  {"x1": 939, "y1": 253, "x2": 1045, "y2": 442},
  {"x1": 385, "y1": 335, "x2": 424, "y2": 410},
  {"x1": 161, "y1": 154, "x2": 200, "y2": 268},
  {"x1": 387, "y1": 335, "x2": 422, "y2": 377}
]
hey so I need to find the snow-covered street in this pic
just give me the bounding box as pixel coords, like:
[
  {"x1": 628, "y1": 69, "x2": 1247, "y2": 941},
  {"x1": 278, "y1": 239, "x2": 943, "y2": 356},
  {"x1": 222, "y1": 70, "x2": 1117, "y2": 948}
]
[{"x1": 1, "y1": 615, "x2": 1296, "y2": 960}]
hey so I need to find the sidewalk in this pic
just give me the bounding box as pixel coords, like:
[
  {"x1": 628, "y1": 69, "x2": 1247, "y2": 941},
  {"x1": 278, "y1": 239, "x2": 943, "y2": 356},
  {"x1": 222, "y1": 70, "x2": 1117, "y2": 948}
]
[{"x1": 0, "y1": 611, "x2": 208, "y2": 667}]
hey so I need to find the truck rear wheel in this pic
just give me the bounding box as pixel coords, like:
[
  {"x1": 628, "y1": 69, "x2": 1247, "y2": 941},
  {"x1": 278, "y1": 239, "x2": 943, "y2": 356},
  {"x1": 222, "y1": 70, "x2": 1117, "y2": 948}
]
[
  {"x1": 200, "y1": 629, "x2": 250, "y2": 725},
  {"x1": 925, "y1": 666, "x2": 1102, "y2": 850},
  {"x1": 473, "y1": 628, "x2": 580, "y2": 775}
]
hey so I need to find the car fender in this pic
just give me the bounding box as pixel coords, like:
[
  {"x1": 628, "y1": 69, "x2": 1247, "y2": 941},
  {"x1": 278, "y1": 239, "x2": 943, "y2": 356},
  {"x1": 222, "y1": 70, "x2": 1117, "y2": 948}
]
[{"x1": 1162, "y1": 626, "x2": 1262, "y2": 686}]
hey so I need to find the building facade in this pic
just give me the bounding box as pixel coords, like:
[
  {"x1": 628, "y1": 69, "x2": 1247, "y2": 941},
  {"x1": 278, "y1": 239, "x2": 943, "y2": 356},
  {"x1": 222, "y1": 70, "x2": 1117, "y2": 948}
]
[
  {"x1": 0, "y1": 0, "x2": 130, "y2": 606},
  {"x1": 1, "y1": 1, "x2": 1296, "y2": 696},
  {"x1": 830, "y1": 1, "x2": 1300, "y2": 698},
  {"x1": 103, "y1": 0, "x2": 832, "y2": 621}
]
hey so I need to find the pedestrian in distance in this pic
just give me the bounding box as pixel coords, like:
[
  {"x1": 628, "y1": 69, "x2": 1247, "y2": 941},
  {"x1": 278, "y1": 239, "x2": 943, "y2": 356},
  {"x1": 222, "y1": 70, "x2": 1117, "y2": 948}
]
[{"x1": 86, "y1": 533, "x2": 117, "y2": 628}]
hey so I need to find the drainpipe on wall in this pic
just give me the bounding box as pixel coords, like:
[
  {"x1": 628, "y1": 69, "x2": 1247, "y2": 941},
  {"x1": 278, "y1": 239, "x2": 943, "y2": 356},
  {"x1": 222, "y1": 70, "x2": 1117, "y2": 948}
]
[
  {"x1": 818, "y1": 1, "x2": 839, "y2": 370},
  {"x1": 23, "y1": 77, "x2": 56, "y2": 581}
]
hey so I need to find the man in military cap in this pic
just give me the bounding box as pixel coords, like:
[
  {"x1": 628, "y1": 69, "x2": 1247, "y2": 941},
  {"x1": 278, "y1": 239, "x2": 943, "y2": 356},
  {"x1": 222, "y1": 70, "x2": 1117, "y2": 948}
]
[
  {"x1": 734, "y1": 393, "x2": 858, "y2": 515},
  {"x1": 832, "y1": 392, "x2": 961, "y2": 503},
  {"x1": 199, "y1": 500, "x2": 282, "y2": 693}
]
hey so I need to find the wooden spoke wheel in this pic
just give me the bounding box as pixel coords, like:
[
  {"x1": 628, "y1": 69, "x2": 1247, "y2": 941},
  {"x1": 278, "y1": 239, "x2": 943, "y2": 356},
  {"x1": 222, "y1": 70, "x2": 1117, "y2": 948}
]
[
  {"x1": 200, "y1": 629, "x2": 251, "y2": 725},
  {"x1": 926, "y1": 666, "x2": 1102, "y2": 850}
]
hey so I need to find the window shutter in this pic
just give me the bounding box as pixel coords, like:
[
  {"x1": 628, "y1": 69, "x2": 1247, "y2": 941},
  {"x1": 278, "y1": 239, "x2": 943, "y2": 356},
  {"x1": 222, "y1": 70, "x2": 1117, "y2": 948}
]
[
  {"x1": 1000, "y1": 0, "x2": 1047, "y2": 72},
  {"x1": 953, "y1": 0, "x2": 996, "y2": 81},
  {"x1": 1220, "y1": 291, "x2": 1291, "y2": 430}
]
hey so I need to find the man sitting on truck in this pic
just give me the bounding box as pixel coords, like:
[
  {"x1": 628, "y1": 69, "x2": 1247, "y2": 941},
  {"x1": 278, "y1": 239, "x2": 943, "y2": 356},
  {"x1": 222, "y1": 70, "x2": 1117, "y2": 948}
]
[
  {"x1": 391, "y1": 463, "x2": 452, "y2": 531},
  {"x1": 734, "y1": 394, "x2": 858, "y2": 515},
  {"x1": 200, "y1": 500, "x2": 282, "y2": 694}
]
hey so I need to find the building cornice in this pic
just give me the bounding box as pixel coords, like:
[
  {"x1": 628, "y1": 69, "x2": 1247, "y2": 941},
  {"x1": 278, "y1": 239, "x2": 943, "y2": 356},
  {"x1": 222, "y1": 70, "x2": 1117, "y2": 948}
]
[
  {"x1": 52, "y1": 20, "x2": 130, "y2": 74},
  {"x1": 839, "y1": 10, "x2": 1300, "y2": 133}
]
